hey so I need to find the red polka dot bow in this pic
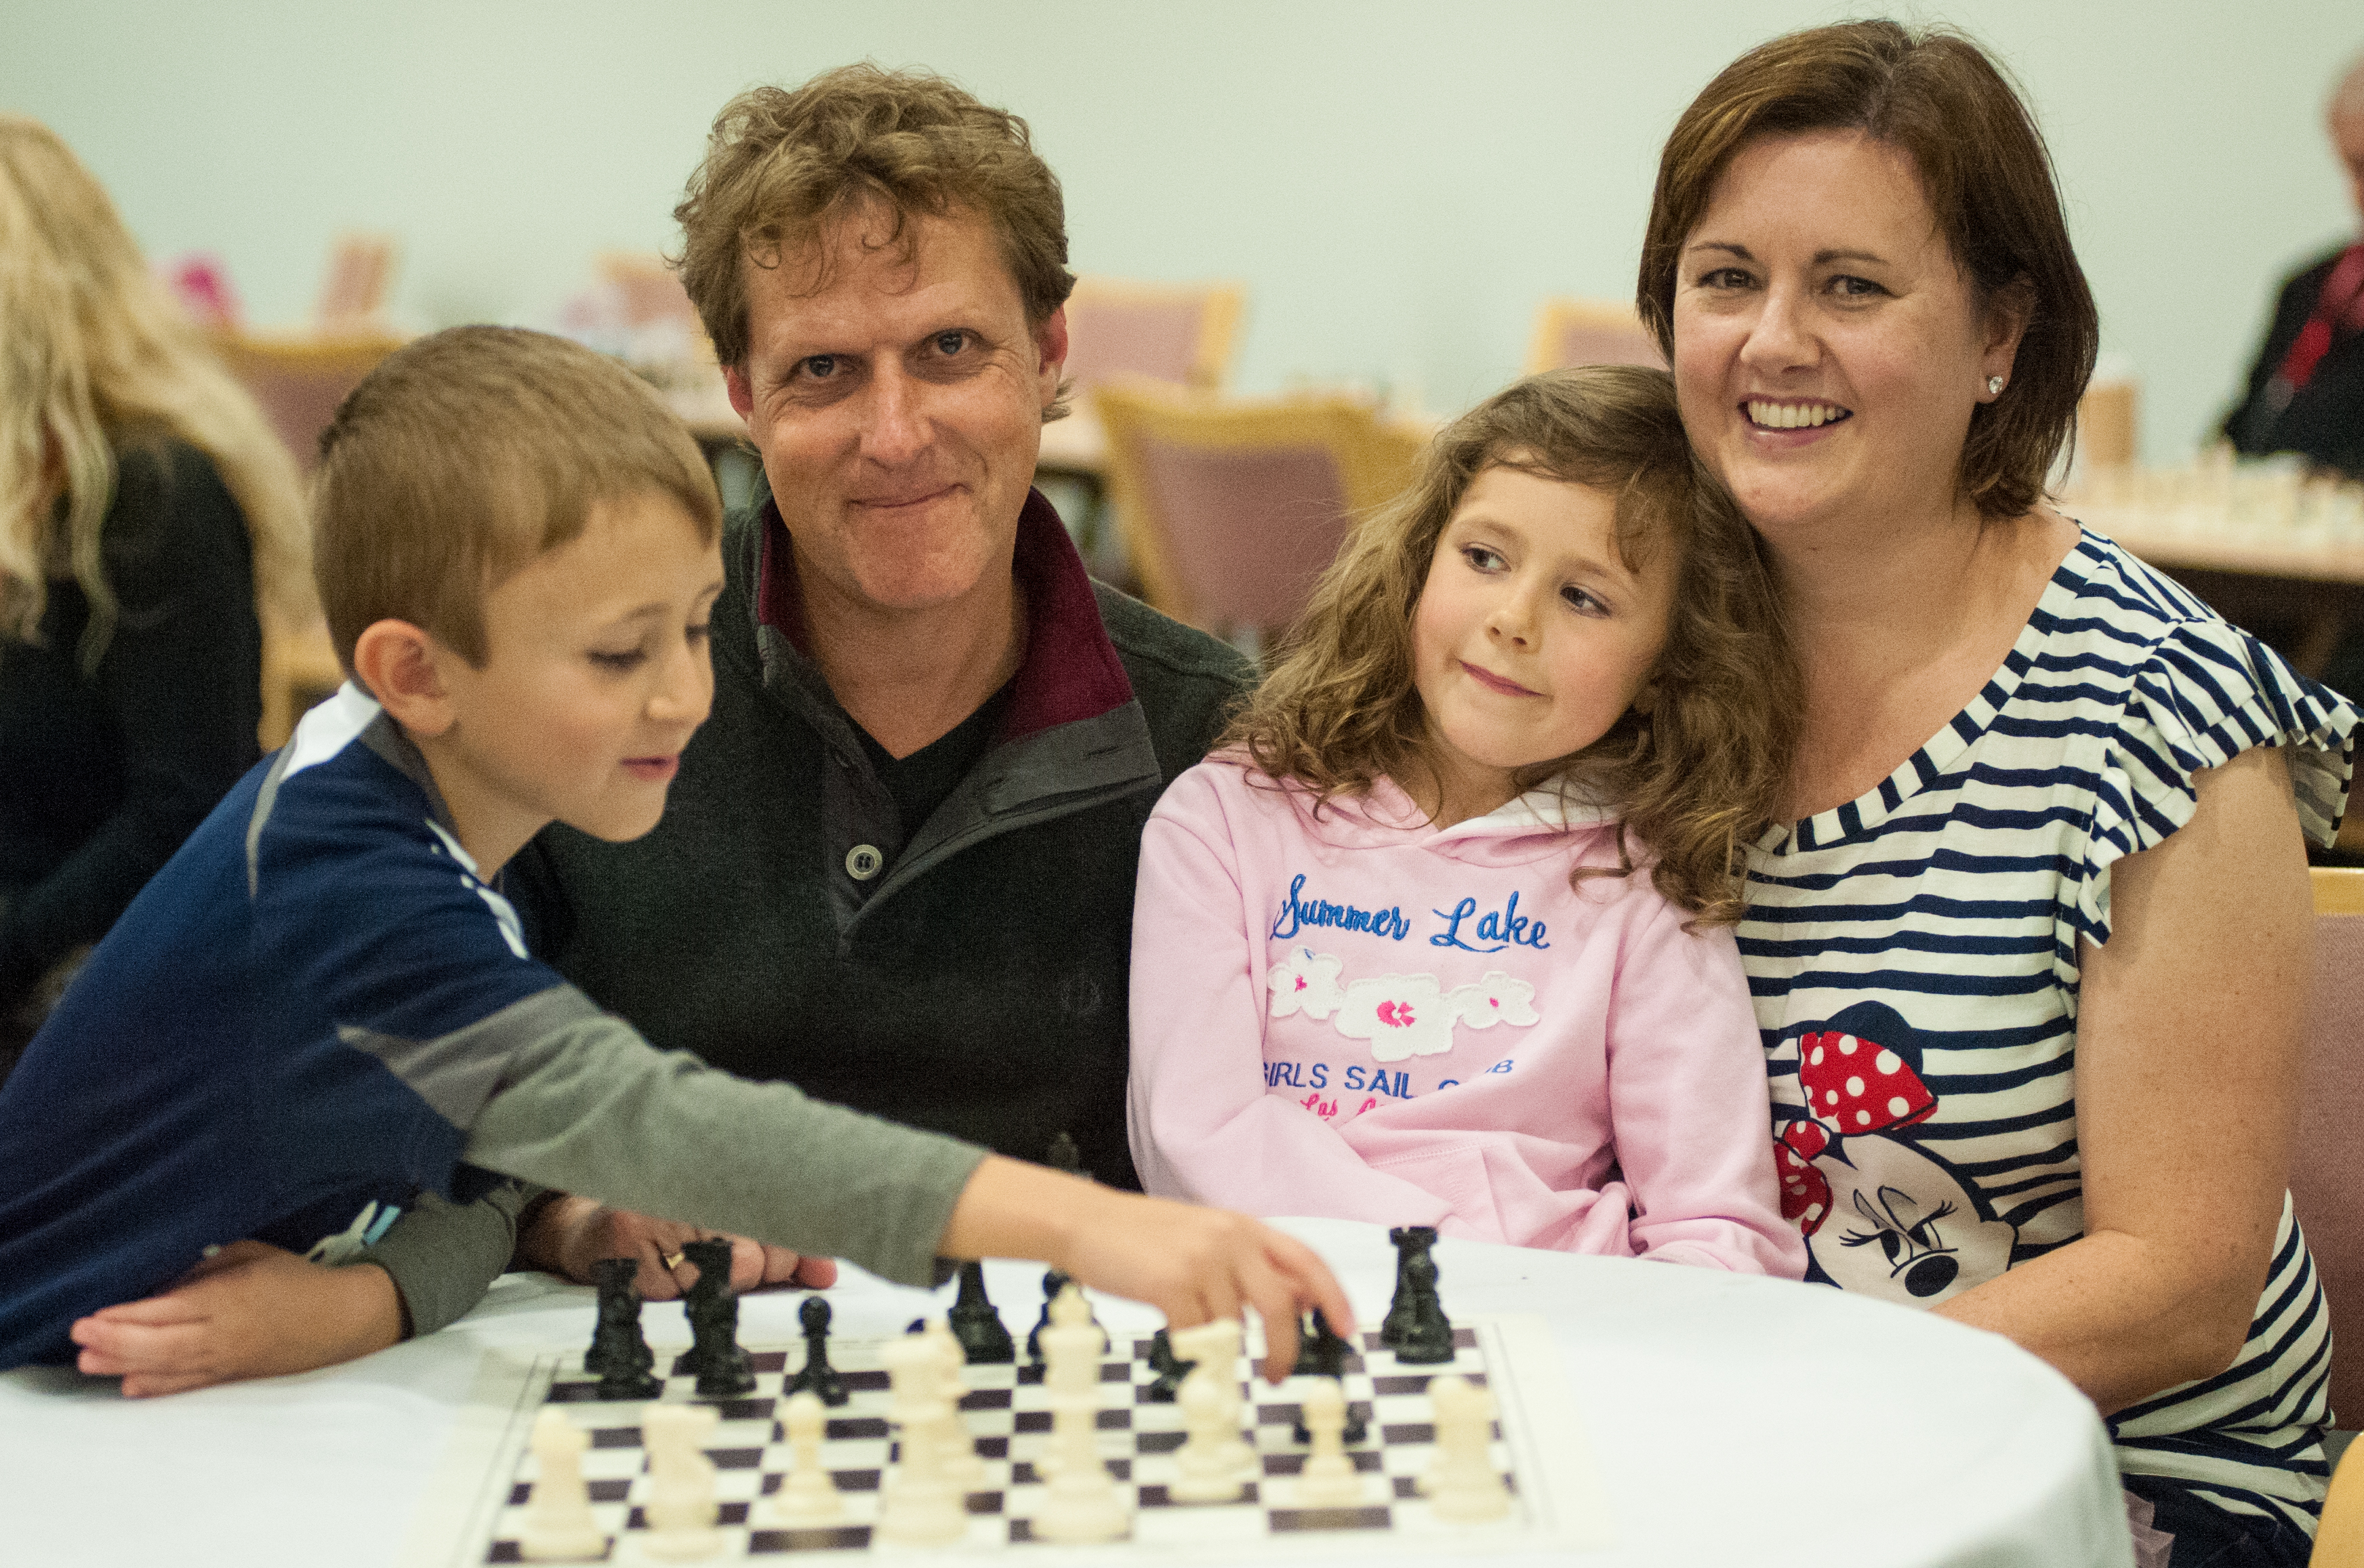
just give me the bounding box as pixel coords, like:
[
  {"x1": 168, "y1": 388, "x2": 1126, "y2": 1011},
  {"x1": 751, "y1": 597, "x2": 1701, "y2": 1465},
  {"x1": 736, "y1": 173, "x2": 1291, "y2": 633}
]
[{"x1": 1774, "y1": 1031, "x2": 1938, "y2": 1235}]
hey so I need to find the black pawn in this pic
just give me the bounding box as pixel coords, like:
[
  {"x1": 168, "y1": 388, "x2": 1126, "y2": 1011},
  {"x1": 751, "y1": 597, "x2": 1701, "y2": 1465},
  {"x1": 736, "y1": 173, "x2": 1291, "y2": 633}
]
[
  {"x1": 1383, "y1": 1225, "x2": 1454, "y2": 1365},
  {"x1": 670, "y1": 1237, "x2": 756, "y2": 1397},
  {"x1": 1026, "y1": 1268, "x2": 1066, "y2": 1364},
  {"x1": 948, "y1": 1261, "x2": 1015, "y2": 1363},
  {"x1": 784, "y1": 1296, "x2": 847, "y2": 1407},
  {"x1": 586, "y1": 1256, "x2": 661, "y2": 1400},
  {"x1": 1143, "y1": 1328, "x2": 1196, "y2": 1403},
  {"x1": 1291, "y1": 1309, "x2": 1366, "y2": 1443}
]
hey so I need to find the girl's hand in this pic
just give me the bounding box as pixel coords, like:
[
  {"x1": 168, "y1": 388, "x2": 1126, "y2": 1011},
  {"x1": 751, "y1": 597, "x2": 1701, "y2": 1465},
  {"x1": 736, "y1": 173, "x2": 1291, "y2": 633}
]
[
  {"x1": 68, "y1": 1240, "x2": 404, "y2": 1397},
  {"x1": 520, "y1": 1193, "x2": 838, "y2": 1300}
]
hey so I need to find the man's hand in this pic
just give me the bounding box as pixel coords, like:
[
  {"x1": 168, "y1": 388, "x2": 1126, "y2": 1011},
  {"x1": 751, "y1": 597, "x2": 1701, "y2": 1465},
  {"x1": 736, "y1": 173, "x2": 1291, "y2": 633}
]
[
  {"x1": 518, "y1": 1194, "x2": 838, "y2": 1300},
  {"x1": 68, "y1": 1240, "x2": 405, "y2": 1398}
]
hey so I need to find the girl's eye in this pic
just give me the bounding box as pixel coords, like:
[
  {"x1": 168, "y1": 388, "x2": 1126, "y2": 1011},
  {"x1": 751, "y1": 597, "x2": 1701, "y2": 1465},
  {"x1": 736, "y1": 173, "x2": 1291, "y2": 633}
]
[
  {"x1": 1460, "y1": 544, "x2": 1505, "y2": 573},
  {"x1": 1560, "y1": 585, "x2": 1608, "y2": 616}
]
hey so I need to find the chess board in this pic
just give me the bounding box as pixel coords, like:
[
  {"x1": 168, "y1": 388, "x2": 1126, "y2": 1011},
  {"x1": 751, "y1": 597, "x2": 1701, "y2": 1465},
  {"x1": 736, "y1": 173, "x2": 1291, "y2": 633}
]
[{"x1": 426, "y1": 1311, "x2": 1607, "y2": 1561}]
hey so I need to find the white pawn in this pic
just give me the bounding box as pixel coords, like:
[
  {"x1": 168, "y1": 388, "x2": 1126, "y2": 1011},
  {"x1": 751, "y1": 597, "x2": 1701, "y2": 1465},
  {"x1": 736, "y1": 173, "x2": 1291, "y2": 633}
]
[
  {"x1": 920, "y1": 1317, "x2": 987, "y2": 1487},
  {"x1": 1292, "y1": 1379, "x2": 1364, "y2": 1507},
  {"x1": 1031, "y1": 1285, "x2": 1105, "y2": 1482},
  {"x1": 759, "y1": 1390, "x2": 843, "y2": 1527},
  {"x1": 876, "y1": 1336, "x2": 968, "y2": 1548},
  {"x1": 1421, "y1": 1376, "x2": 1510, "y2": 1523},
  {"x1": 640, "y1": 1403, "x2": 724, "y2": 1559},
  {"x1": 1166, "y1": 1361, "x2": 1246, "y2": 1504},
  {"x1": 1029, "y1": 1286, "x2": 1128, "y2": 1542},
  {"x1": 518, "y1": 1409, "x2": 607, "y2": 1561}
]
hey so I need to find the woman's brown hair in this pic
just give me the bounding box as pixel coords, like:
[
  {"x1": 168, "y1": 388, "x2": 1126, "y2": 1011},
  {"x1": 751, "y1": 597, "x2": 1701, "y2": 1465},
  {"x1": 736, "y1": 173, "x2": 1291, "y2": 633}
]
[
  {"x1": 1223, "y1": 365, "x2": 1798, "y2": 925},
  {"x1": 1636, "y1": 19, "x2": 2100, "y2": 521}
]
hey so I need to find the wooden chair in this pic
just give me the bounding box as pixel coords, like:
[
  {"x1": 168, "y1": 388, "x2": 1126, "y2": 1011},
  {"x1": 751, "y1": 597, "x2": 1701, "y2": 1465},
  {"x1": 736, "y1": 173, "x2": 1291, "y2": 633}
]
[
  {"x1": 2319, "y1": 1432, "x2": 2364, "y2": 1565},
  {"x1": 218, "y1": 329, "x2": 406, "y2": 474},
  {"x1": 1063, "y1": 278, "x2": 1245, "y2": 395},
  {"x1": 2301, "y1": 867, "x2": 2364, "y2": 1487},
  {"x1": 1524, "y1": 297, "x2": 1663, "y2": 375},
  {"x1": 314, "y1": 232, "x2": 398, "y2": 330},
  {"x1": 258, "y1": 614, "x2": 344, "y2": 753},
  {"x1": 1093, "y1": 381, "x2": 1422, "y2": 646}
]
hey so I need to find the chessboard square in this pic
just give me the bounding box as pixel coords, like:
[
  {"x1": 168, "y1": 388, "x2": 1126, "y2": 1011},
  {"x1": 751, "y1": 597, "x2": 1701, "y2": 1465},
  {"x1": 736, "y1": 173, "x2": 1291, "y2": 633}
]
[
  {"x1": 748, "y1": 1350, "x2": 789, "y2": 1373},
  {"x1": 748, "y1": 1523, "x2": 870, "y2": 1552},
  {"x1": 958, "y1": 1386, "x2": 1014, "y2": 1411},
  {"x1": 1133, "y1": 1495, "x2": 1269, "y2": 1545},
  {"x1": 1269, "y1": 1504, "x2": 1393, "y2": 1532},
  {"x1": 588, "y1": 1425, "x2": 645, "y2": 1449},
  {"x1": 1132, "y1": 1430, "x2": 1185, "y2": 1456},
  {"x1": 710, "y1": 1396, "x2": 773, "y2": 1422},
  {"x1": 1094, "y1": 1408, "x2": 1134, "y2": 1430},
  {"x1": 823, "y1": 1416, "x2": 889, "y2": 1442},
  {"x1": 838, "y1": 1369, "x2": 890, "y2": 1392},
  {"x1": 1098, "y1": 1361, "x2": 1131, "y2": 1383}
]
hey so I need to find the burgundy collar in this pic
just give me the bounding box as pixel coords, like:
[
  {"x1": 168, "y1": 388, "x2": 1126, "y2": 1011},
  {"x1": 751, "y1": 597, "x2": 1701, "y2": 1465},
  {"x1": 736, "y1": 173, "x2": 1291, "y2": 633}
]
[{"x1": 754, "y1": 486, "x2": 1137, "y2": 743}]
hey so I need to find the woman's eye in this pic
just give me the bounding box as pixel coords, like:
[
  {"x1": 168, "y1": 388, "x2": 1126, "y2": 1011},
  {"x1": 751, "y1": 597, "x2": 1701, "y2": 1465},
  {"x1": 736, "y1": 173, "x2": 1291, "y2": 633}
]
[
  {"x1": 1698, "y1": 267, "x2": 1754, "y2": 290},
  {"x1": 1829, "y1": 274, "x2": 1886, "y2": 298}
]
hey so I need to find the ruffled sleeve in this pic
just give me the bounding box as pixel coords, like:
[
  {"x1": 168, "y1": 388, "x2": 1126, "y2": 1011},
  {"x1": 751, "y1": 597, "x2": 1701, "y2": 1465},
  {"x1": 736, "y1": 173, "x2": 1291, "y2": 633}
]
[{"x1": 2076, "y1": 617, "x2": 2358, "y2": 946}]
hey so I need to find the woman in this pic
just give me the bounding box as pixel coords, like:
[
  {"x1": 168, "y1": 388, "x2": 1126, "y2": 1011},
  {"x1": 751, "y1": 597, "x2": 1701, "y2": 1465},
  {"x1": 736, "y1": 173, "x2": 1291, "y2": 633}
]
[
  {"x1": 1641, "y1": 22, "x2": 2352, "y2": 1566},
  {"x1": 0, "y1": 117, "x2": 308, "y2": 1067}
]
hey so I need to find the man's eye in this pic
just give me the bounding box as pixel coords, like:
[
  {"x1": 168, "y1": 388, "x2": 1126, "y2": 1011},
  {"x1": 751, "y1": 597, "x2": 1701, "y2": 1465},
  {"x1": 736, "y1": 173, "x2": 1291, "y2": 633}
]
[
  {"x1": 801, "y1": 354, "x2": 838, "y2": 379},
  {"x1": 933, "y1": 330, "x2": 968, "y2": 355}
]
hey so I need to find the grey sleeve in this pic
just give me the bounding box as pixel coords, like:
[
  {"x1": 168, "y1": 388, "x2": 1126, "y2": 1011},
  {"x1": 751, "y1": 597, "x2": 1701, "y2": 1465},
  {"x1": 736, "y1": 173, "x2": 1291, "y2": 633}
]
[
  {"x1": 351, "y1": 1182, "x2": 538, "y2": 1338},
  {"x1": 460, "y1": 989, "x2": 989, "y2": 1288}
]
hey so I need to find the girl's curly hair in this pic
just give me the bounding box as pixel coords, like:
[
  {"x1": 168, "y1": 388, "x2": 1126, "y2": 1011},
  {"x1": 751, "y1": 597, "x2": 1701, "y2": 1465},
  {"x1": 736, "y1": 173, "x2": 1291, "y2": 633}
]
[{"x1": 1221, "y1": 365, "x2": 1798, "y2": 925}]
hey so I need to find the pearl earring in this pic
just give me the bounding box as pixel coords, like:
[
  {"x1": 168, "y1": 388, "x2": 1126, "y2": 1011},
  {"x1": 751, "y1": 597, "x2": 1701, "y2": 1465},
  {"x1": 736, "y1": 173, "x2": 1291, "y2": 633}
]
[{"x1": 1986, "y1": 375, "x2": 2005, "y2": 395}]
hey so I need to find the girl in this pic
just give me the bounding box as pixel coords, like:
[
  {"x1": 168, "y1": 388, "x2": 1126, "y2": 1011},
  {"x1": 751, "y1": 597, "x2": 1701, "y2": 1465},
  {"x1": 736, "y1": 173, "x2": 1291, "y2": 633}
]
[{"x1": 1127, "y1": 365, "x2": 1803, "y2": 1273}]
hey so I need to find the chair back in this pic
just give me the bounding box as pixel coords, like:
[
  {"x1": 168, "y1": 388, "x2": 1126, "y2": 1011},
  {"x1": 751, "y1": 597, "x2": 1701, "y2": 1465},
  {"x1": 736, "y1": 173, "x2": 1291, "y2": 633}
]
[
  {"x1": 314, "y1": 232, "x2": 398, "y2": 329},
  {"x1": 1093, "y1": 381, "x2": 1421, "y2": 639},
  {"x1": 2301, "y1": 867, "x2": 2364, "y2": 1430},
  {"x1": 1524, "y1": 297, "x2": 1663, "y2": 375},
  {"x1": 218, "y1": 331, "x2": 406, "y2": 474},
  {"x1": 1063, "y1": 279, "x2": 1245, "y2": 394}
]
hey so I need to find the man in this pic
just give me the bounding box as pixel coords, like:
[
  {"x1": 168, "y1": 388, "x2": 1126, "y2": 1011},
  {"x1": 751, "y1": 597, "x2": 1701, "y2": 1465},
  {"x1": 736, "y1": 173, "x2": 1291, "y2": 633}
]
[
  {"x1": 508, "y1": 66, "x2": 1254, "y2": 1284},
  {"x1": 2223, "y1": 51, "x2": 2364, "y2": 478}
]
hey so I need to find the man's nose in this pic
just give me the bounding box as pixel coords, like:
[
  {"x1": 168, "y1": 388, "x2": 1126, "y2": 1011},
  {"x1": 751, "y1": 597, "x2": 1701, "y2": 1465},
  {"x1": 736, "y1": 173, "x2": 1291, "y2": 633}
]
[{"x1": 859, "y1": 363, "x2": 929, "y2": 466}]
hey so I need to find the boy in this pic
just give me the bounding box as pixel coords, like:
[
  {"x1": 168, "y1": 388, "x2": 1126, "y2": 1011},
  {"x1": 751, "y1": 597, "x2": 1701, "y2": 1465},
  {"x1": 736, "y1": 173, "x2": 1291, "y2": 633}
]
[{"x1": 0, "y1": 327, "x2": 1347, "y2": 1389}]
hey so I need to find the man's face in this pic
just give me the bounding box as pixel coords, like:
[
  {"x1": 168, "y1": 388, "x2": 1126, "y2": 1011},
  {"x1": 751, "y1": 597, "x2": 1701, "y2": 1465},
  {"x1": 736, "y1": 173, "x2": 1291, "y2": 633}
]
[
  {"x1": 2336, "y1": 110, "x2": 2364, "y2": 228},
  {"x1": 725, "y1": 205, "x2": 1067, "y2": 623}
]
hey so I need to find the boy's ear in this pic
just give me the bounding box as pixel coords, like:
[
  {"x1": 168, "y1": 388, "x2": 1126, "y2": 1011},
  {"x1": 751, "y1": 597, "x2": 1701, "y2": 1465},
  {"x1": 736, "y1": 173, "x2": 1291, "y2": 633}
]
[{"x1": 351, "y1": 619, "x2": 456, "y2": 738}]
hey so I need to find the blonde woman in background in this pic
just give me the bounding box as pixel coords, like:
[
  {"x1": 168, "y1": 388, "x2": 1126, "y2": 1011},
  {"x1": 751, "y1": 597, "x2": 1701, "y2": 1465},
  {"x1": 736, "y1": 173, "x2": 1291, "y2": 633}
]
[{"x1": 0, "y1": 117, "x2": 308, "y2": 1073}]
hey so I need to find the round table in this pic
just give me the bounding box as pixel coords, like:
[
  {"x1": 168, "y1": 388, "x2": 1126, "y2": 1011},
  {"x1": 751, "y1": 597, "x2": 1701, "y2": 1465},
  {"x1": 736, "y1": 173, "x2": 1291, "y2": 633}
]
[{"x1": 1, "y1": 1217, "x2": 2133, "y2": 1567}]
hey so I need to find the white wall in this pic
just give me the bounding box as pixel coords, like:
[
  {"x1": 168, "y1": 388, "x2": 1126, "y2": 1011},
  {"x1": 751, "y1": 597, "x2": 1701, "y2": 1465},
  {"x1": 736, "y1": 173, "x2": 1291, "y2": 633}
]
[{"x1": 5, "y1": 1, "x2": 2357, "y2": 463}]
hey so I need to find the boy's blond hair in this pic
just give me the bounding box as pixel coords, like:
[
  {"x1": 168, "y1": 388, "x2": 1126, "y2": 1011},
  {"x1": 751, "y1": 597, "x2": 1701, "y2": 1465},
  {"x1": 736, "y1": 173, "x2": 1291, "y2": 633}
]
[{"x1": 312, "y1": 326, "x2": 721, "y2": 671}]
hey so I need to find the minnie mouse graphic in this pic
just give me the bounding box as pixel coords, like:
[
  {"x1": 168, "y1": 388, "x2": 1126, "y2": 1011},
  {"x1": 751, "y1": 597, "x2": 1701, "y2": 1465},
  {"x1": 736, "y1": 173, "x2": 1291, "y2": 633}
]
[{"x1": 1773, "y1": 1003, "x2": 2018, "y2": 1308}]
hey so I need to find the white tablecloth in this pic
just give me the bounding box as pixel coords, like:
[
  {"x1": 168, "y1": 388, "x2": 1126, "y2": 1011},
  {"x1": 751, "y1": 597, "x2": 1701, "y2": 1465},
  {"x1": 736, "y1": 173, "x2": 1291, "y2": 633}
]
[{"x1": 2, "y1": 1217, "x2": 2132, "y2": 1567}]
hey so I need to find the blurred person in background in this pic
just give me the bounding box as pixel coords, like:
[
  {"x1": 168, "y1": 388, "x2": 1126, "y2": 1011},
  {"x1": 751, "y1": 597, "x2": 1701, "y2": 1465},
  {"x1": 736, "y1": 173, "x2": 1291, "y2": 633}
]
[
  {"x1": 2222, "y1": 50, "x2": 2364, "y2": 479},
  {"x1": 0, "y1": 117, "x2": 309, "y2": 1077}
]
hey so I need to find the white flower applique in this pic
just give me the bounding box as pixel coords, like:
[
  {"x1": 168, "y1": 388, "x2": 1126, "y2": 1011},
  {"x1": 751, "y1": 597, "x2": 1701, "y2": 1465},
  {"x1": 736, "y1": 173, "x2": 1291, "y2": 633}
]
[
  {"x1": 1267, "y1": 947, "x2": 1345, "y2": 1020},
  {"x1": 1445, "y1": 972, "x2": 1539, "y2": 1030},
  {"x1": 1336, "y1": 974, "x2": 1457, "y2": 1062}
]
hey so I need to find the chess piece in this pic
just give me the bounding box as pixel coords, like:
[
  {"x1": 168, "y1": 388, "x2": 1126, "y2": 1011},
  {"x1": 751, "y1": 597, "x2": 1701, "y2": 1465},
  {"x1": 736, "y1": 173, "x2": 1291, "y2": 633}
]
[
  {"x1": 1421, "y1": 1376, "x2": 1510, "y2": 1522},
  {"x1": 783, "y1": 1295, "x2": 847, "y2": 1406},
  {"x1": 1044, "y1": 1130, "x2": 1091, "y2": 1180},
  {"x1": 1030, "y1": 1284, "x2": 1128, "y2": 1541},
  {"x1": 876, "y1": 1334, "x2": 968, "y2": 1546},
  {"x1": 518, "y1": 1408, "x2": 607, "y2": 1561},
  {"x1": 586, "y1": 1256, "x2": 662, "y2": 1400},
  {"x1": 1026, "y1": 1268, "x2": 1065, "y2": 1363},
  {"x1": 947, "y1": 1260, "x2": 1015, "y2": 1363},
  {"x1": 759, "y1": 1390, "x2": 844, "y2": 1526},
  {"x1": 1293, "y1": 1379, "x2": 1364, "y2": 1507},
  {"x1": 1166, "y1": 1359, "x2": 1247, "y2": 1504},
  {"x1": 1168, "y1": 1319, "x2": 1253, "y2": 1482},
  {"x1": 1143, "y1": 1327, "x2": 1195, "y2": 1403},
  {"x1": 670, "y1": 1238, "x2": 756, "y2": 1396},
  {"x1": 920, "y1": 1317, "x2": 987, "y2": 1487},
  {"x1": 640, "y1": 1403, "x2": 724, "y2": 1559},
  {"x1": 1383, "y1": 1226, "x2": 1454, "y2": 1365},
  {"x1": 1291, "y1": 1310, "x2": 1366, "y2": 1445}
]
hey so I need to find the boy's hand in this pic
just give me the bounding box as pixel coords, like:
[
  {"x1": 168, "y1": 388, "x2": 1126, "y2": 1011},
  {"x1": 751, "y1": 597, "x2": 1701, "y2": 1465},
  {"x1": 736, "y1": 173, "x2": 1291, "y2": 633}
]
[
  {"x1": 68, "y1": 1240, "x2": 404, "y2": 1398},
  {"x1": 519, "y1": 1194, "x2": 838, "y2": 1300},
  {"x1": 940, "y1": 1158, "x2": 1356, "y2": 1383}
]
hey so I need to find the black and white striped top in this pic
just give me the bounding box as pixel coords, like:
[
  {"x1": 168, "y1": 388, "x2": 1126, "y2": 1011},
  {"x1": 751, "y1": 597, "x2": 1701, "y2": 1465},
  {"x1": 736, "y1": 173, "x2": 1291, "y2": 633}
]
[{"x1": 1740, "y1": 529, "x2": 2356, "y2": 1539}]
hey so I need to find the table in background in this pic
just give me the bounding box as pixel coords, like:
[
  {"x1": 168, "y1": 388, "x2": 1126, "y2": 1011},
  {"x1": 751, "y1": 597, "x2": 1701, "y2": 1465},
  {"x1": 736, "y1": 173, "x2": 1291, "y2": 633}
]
[{"x1": 2, "y1": 1218, "x2": 2130, "y2": 1567}]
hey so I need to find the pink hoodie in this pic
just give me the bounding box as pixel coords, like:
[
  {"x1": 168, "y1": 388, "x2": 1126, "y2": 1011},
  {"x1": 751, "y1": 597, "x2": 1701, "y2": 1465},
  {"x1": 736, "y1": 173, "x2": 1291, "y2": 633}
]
[{"x1": 1128, "y1": 758, "x2": 1803, "y2": 1276}]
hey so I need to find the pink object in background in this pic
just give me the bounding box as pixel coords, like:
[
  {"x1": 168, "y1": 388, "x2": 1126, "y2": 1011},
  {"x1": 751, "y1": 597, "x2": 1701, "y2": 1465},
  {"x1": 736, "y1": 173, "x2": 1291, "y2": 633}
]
[
  {"x1": 1131, "y1": 438, "x2": 1351, "y2": 634},
  {"x1": 163, "y1": 253, "x2": 242, "y2": 329}
]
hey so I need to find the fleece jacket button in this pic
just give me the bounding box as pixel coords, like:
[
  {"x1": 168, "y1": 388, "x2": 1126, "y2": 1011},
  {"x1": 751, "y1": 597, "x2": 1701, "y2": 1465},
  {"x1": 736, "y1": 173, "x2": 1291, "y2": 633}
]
[{"x1": 845, "y1": 844, "x2": 884, "y2": 881}]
